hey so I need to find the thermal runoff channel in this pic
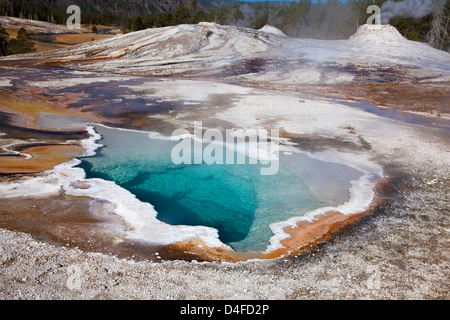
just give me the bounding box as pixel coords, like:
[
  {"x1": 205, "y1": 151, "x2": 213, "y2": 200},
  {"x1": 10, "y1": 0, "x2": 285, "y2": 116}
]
[{"x1": 78, "y1": 125, "x2": 363, "y2": 252}]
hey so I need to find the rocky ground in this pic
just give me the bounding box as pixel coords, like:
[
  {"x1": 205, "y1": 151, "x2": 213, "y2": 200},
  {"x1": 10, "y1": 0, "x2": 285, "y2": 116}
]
[{"x1": 0, "y1": 150, "x2": 448, "y2": 300}]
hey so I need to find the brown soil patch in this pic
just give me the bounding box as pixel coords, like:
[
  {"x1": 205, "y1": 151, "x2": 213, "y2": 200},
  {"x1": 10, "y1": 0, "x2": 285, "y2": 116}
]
[
  {"x1": 321, "y1": 82, "x2": 450, "y2": 116},
  {"x1": 250, "y1": 81, "x2": 450, "y2": 117},
  {"x1": 53, "y1": 33, "x2": 113, "y2": 46}
]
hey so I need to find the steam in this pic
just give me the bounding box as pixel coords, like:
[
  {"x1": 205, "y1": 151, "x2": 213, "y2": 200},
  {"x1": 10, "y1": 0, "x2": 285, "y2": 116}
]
[
  {"x1": 233, "y1": 2, "x2": 360, "y2": 39},
  {"x1": 235, "y1": 4, "x2": 256, "y2": 28},
  {"x1": 381, "y1": 0, "x2": 438, "y2": 24},
  {"x1": 234, "y1": 3, "x2": 281, "y2": 29}
]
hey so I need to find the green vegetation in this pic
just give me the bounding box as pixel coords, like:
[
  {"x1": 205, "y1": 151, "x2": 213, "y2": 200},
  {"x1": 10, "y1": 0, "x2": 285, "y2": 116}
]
[
  {"x1": 0, "y1": 25, "x2": 35, "y2": 56},
  {"x1": 0, "y1": 24, "x2": 9, "y2": 55},
  {"x1": 125, "y1": 1, "x2": 225, "y2": 31}
]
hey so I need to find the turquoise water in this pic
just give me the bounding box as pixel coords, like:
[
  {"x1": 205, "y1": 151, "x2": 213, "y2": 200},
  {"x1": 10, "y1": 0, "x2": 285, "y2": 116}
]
[{"x1": 78, "y1": 125, "x2": 362, "y2": 252}]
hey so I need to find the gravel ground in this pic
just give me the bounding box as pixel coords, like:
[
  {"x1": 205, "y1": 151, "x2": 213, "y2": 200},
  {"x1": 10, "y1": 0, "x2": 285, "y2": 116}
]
[{"x1": 0, "y1": 151, "x2": 448, "y2": 300}]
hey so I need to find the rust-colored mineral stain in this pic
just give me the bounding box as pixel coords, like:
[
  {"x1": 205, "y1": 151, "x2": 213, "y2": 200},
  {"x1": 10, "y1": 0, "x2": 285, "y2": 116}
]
[
  {"x1": 168, "y1": 239, "x2": 243, "y2": 263},
  {"x1": 166, "y1": 211, "x2": 369, "y2": 262},
  {"x1": 167, "y1": 210, "x2": 370, "y2": 262},
  {"x1": 0, "y1": 144, "x2": 85, "y2": 174},
  {"x1": 261, "y1": 211, "x2": 367, "y2": 259}
]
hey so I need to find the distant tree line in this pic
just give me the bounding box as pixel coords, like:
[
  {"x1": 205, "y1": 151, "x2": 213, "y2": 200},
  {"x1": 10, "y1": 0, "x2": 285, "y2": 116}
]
[
  {"x1": 0, "y1": 25, "x2": 35, "y2": 56},
  {"x1": 123, "y1": 1, "x2": 244, "y2": 32},
  {"x1": 0, "y1": 0, "x2": 448, "y2": 51},
  {"x1": 0, "y1": 0, "x2": 65, "y2": 24},
  {"x1": 0, "y1": 0, "x2": 131, "y2": 26}
]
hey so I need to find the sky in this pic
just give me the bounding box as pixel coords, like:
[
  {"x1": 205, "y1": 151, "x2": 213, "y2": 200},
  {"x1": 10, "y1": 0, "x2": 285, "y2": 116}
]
[
  {"x1": 236, "y1": 0, "x2": 316, "y2": 2},
  {"x1": 235, "y1": 0, "x2": 324, "y2": 2},
  {"x1": 234, "y1": 1, "x2": 375, "y2": 3}
]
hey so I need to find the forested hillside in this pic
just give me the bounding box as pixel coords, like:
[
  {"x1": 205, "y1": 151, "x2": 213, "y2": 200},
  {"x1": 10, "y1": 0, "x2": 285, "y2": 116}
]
[{"x1": 0, "y1": 0, "x2": 233, "y2": 26}]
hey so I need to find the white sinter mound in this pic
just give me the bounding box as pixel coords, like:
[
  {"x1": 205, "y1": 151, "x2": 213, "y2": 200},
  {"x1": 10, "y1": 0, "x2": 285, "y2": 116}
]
[
  {"x1": 1, "y1": 22, "x2": 448, "y2": 84},
  {"x1": 348, "y1": 24, "x2": 408, "y2": 44},
  {"x1": 0, "y1": 16, "x2": 82, "y2": 34},
  {"x1": 259, "y1": 25, "x2": 287, "y2": 37}
]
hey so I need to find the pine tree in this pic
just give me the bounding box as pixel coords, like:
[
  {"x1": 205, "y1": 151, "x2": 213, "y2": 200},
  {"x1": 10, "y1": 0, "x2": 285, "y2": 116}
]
[
  {"x1": 7, "y1": 27, "x2": 36, "y2": 55},
  {"x1": 191, "y1": 0, "x2": 198, "y2": 11},
  {"x1": 132, "y1": 16, "x2": 145, "y2": 31},
  {"x1": 173, "y1": 4, "x2": 191, "y2": 25},
  {"x1": 0, "y1": 24, "x2": 10, "y2": 56}
]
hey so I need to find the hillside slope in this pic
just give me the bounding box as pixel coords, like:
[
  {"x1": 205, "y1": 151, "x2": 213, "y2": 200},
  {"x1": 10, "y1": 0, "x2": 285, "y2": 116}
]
[{"x1": 2, "y1": 23, "x2": 448, "y2": 86}]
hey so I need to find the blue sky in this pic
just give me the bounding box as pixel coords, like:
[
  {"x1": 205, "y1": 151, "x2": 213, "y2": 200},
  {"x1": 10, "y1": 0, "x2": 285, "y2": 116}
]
[
  {"x1": 235, "y1": 0, "x2": 322, "y2": 2},
  {"x1": 238, "y1": 0, "x2": 301, "y2": 1},
  {"x1": 234, "y1": 0, "x2": 373, "y2": 3},
  {"x1": 235, "y1": 0, "x2": 355, "y2": 2}
]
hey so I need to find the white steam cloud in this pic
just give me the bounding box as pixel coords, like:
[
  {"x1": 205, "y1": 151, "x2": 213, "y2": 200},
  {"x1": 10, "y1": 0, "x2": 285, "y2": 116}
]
[{"x1": 381, "y1": 0, "x2": 439, "y2": 24}]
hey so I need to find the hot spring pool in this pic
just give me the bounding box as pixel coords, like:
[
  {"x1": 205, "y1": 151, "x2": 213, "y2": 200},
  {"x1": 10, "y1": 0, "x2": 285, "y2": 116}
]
[{"x1": 78, "y1": 125, "x2": 364, "y2": 252}]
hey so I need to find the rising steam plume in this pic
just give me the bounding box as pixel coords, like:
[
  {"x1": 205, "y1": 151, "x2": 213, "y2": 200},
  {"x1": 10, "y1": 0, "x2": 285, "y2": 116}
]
[{"x1": 381, "y1": 0, "x2": 440, "y2": 24}]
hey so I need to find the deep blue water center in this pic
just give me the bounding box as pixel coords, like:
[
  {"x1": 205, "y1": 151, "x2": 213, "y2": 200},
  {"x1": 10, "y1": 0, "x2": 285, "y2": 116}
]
[{"x1": 78, "y1": 125, "x2": 361, "y2": 252}]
